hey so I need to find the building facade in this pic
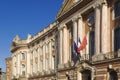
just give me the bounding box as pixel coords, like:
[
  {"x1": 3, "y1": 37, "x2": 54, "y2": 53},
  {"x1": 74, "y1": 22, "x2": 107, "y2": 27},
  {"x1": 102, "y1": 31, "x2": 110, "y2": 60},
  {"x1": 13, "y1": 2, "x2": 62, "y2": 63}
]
[
  {"x1": 6, "y1": 57, "x2": 12, "y2": 80},
  {"x1": 7, "y1": 0, "x2": 120, "y2": 80}
]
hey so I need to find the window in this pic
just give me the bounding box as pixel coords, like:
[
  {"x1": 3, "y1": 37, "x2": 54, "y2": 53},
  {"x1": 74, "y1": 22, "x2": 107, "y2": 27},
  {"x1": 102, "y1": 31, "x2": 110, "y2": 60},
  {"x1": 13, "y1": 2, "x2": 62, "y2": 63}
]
[
  {"x1": 22, "y1": 71, "x2": 25, "y2": 77},
  {"x1": 114, "y1": 1, "x2": 120, "y2": 18},
  {"x1": 89, "y1": 31, "x2": 95, "y2": 56},
  {"x1": 82, "y1": 70, "x2": 91, "y2": 80},
  {"x1": 21, "y1": 53, "x2": 25, "y2": 60},
  {"x1": 114, "y1": 27, "x2": 120, "y2": 52},
  {"x1": 109, "y1": 71, "x2": 118, "y2": 80},
  {"x1": 87, "y1": 12, "x2": 95, "y2": 27},
  {"x1": 21, "y1": 64, "x2": 25, "y2": 77},
  {"x1": 22, "y1": 64, "x2": 25, "y2": 70},
  {"x1": 88, "y1": 12, "x2": 95, "y2": 57}
]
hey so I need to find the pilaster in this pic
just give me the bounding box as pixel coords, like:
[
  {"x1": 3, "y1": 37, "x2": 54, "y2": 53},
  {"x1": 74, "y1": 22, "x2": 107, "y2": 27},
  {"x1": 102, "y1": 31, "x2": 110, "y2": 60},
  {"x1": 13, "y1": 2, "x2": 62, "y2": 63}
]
[
  {"x1": 63, "y1": 24, "x2": 69, "y2": 63},
  {"x1": 72, "y1": 17, "x2": 78, "y2": 45},
  {"x1": 77, "y1": 14, "x2": 84, "y2": 40},
  {"x1": 95, "y1": 4, "x2": 101, "y2": 55},
  {"x1": 101, "y1": 0, "x2": 110, "y2": 53},
  {"x1": 59, "y1": 27, "x2": 63, "y2": 64}
]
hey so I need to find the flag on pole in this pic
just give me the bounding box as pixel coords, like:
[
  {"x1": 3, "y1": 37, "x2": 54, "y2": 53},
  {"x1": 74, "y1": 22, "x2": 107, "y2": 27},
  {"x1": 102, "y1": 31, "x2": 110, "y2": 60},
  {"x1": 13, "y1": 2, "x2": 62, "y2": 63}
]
[
  {"x1": 77, "y1": 37, "x2": 81, "y2": 48},
  {"x1": 77, "y1": 36, "x2": 87, "y2": 52}
]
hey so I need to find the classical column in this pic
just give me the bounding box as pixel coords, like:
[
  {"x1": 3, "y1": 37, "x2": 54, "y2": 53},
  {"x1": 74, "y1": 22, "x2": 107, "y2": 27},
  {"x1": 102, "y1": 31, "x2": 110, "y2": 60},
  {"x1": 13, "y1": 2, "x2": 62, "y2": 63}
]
[
  {"x1": 33, "y1": 50, "x2": 35, "y2": 73},
  {"x1": 38, "y1": 47, "x2": 40, "y2": 72},
  {"x1": 78, "y1": 15, "x2": 83, "y2": 40},
  {"x1": 43, "y1": 45, "x2": 46, "y2": 71},
  {"x1": 101, "y1": 0, "x2": 110, "y2": 53},
  {"x1": 73, "y1": 18, "x2": 78, "y2": 45},
  {"x1": 39, "y1": 46, "x2": 43, "y2": 72},
  {"x1": 59, "y1": 28, "x2": 63, "y2": 64},
  {"x1": 95, "y1": 5, "x2": 101, "y2": 54},
  {"x1": 63, "y1": 24, "x2": 69, "y2": 63},
  {"x1": 18, "y1": 53, "x2": 20, "y2": 75},
  {"x1": 49, "y1": 41, "x2": 52, "y2": 69},
  {"x1": 77, "y1": 71, "x2": 82, "y2": 80},
  {"x1": 77, "y1": 15, "x2": 85, "y2": 56}
]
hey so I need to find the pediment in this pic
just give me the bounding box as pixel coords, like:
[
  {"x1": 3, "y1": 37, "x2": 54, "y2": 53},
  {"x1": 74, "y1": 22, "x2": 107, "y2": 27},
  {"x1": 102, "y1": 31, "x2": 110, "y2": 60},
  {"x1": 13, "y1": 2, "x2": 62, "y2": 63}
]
[{"x1": 56, "y1": 0, "x2": 75, "y2": 18}]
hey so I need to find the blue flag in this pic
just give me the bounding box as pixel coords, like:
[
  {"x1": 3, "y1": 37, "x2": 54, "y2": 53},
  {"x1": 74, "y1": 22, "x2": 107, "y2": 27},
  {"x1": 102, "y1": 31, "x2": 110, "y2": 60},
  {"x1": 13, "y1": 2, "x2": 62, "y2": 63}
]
[{"x1": 74, "y1": 41, "x2": 77, "y2": 53}]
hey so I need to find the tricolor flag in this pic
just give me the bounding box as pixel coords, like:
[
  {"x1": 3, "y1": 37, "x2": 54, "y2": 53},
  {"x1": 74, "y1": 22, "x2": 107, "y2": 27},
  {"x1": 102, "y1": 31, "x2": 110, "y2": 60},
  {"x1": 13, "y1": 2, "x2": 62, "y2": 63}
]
[{"x1": 77, "y1": 36, "x2": 87, "y2": 52}]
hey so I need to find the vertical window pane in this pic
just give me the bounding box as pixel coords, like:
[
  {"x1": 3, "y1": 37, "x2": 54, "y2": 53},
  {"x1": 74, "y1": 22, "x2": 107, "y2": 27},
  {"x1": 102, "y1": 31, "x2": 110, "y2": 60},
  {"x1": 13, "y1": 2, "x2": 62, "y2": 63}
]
[
  {"x1": 114, "y1": 1, "x2": 120, "y2": 18},
  {"x1": 90, "y1": 31, "x2": 95, "y2": 56},
  {"x1": 114, "y1": 27, "x2": 120, "y2": 52}
]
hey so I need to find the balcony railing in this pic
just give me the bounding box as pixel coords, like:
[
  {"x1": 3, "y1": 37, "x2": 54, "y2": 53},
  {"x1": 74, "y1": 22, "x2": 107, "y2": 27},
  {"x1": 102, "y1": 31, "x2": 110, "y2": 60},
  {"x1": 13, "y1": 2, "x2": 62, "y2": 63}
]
[{"x1": 92, "y1": 50, "x2": 120, "y2": 61}]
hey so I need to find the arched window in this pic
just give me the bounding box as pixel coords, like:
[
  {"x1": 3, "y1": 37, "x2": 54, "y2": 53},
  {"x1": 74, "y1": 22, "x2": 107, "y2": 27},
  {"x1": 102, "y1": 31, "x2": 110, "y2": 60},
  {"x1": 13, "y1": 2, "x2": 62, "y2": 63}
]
[
  {"x1": 114, "y1": 1, "x2": 120, "y2": 18},
  {"x1": 82, "y1": 70, "x2": 91, "y2": 80},
  {"x1": 114, "y1": 27, "x2": 120, "y2": 52},
  {"x1": 21, "y1": 53, "x2": 25, "y2": 60},
  {"x1": 109, "y1": 71, "x2": 118, "y2": 80}
]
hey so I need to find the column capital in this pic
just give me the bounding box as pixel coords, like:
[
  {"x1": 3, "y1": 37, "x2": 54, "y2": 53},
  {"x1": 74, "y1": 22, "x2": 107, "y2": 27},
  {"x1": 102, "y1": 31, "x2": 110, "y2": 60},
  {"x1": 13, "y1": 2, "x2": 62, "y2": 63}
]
[
  {"x1": 101, "y1": 0, "x2": 107, "y2": 6},
  {"x1": 72, "y1": 17, "x2": 78, "y2": 22},
  {"x1": 58, "y1": 24, "x2": 67, "y2": 30},
  {"x1": 93, "y1": 1, "x2": 101, "y2": 9},
  {"x1": 58, "y1": 26, "x2": 63, "y2": 31},
  {"x1": 77, "y1": 14, "x2": 82, "y2": 19},
  {"x1": 63, "y1": 24, "x2": 67, "y2": 28}
]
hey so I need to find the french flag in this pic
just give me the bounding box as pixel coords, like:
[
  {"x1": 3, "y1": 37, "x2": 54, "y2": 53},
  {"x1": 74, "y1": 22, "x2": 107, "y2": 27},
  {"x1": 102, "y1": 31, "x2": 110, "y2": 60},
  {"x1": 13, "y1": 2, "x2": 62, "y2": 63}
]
[{"x1": 77, "y1": 36, "x2": 87, "y2": 52}]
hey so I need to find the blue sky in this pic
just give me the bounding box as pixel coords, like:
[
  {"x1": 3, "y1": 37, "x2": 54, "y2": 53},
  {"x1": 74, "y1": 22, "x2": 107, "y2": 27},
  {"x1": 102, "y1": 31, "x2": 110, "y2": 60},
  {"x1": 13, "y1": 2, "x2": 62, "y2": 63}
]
[{"x1": 0, "y1": 0, "x2": 63, "y2": 72}]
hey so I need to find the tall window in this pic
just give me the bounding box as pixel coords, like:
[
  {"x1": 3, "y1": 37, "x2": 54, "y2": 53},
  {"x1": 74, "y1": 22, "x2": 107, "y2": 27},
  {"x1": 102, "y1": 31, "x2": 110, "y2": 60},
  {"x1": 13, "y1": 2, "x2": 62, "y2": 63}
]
[
  {"x1": 89, "y1": 31, "x2": 95, "y2": 56},
  {"x1": 114, "y1": 1, "x2": 120, "y2": 18},
  {"x1": 82, "y1": 70, "x2": 91, "y2": 80},
  {"x1": 21, "y1": 53, "x2": 25, "y2": 60},
  {"x1": 21, "y1": 64, "x2": 25, "y2": 77},
  {"x1": 88, "y1": 12, "x2": 95, "y2": 56},
  {"x1": 109, "y1": 71, "x2": 118, "y2": 80},
  {"x1": 114, "y1": 27, "x2": 120, "y2": 52}
]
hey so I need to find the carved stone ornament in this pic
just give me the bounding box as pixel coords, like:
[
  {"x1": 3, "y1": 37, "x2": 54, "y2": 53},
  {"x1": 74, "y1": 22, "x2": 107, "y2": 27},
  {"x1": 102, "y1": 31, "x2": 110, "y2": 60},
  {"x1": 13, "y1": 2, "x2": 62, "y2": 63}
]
[
  {"x1": 77, "y1": 62, "x2": 96, "y2": 80},
  {"x1": 77, "y1": 62, "x2": 92, "y2": 72}
]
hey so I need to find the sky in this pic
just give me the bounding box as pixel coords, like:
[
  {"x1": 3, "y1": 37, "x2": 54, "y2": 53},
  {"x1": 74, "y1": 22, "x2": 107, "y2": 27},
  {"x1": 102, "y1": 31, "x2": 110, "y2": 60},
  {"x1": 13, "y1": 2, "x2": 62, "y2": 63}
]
[{"x1": 0, "y1": 0, "x2": 63, "y2": 72}]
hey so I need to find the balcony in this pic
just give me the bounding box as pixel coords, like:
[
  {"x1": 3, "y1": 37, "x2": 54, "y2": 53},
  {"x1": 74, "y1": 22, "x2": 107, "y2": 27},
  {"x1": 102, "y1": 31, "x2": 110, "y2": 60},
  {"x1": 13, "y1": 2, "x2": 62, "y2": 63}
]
[{"x1": 92, "y1": 50, "x2": 120, "y2": 62}]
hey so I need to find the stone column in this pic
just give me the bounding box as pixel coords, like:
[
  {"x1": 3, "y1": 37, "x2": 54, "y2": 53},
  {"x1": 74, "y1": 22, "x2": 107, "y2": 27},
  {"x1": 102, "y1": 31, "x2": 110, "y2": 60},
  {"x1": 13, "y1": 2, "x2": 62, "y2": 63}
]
[
  {"x1": 43, "y1": 45, "x2": 46, "y2": 71},
  {"x1": 77, "y1": 15, "x2": 85, "y2": 56},
  {"x1": 39, "y1": 47, "x2": 42, "y2": 72},
  {"x1": 78, "y1": 15, "x2": 84, "y2": 40},
  {"x1": 101, "y1": 0, "x2": 110, "y2": 53},
  {"x1": 73, "y1": 18, "x2": 78, "y2": 45},
  {"x1": 38, "y1": 47, "x2": 40, "y2": 72},
  {"x1": 59, "y1": 28, "x2": 63, "y2": 64},
  {"x1": 49, "y1": 41, "x2": 52, "y2": 69},
  {"x1": 18, "y1": 53, "x2": 20, "y2": 76},
  {"x1": 95, "y1": 5, "x2": 101, "y2": 54},
  {"x1": 63, "y1": 24, "x2": 69, "y2": 63},
  {"x1": 77, "y1": 71, "x2": 82, "y2": 80}
]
